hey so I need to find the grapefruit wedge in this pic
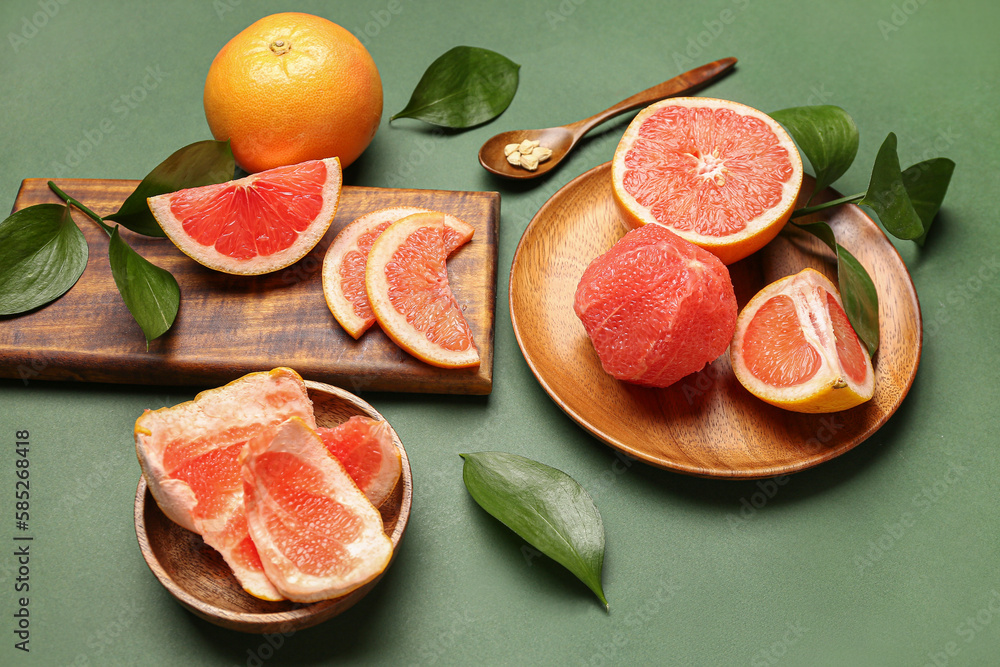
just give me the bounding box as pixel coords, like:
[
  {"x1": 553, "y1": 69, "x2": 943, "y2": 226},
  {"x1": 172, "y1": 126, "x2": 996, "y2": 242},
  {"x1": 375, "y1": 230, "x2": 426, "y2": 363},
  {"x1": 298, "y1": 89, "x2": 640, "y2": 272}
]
[
  {"x1": 241, "y1": 417, "x2": 393, "y2": 603},
  {"x1": 316, "y1": 416, "x2": 401, "y2": 507},
  {"x1": 322, "y1": 207, "x2": 474, "y2": 338},
  {"x1": 365, "y1": 211, "x2": 480, "y2": 368},
  {"x1": 612, "y1": 98, "x2": 803, "y2": 265},
  {"x1": 148, "y1": 157, "x2": 342, "y2": 275},
  {"x1": 730, "y1": 268, "x2": 874, "y2": 413},
  {"x1": 134, "y1": 368, "x2": 315, "y2": 600}
]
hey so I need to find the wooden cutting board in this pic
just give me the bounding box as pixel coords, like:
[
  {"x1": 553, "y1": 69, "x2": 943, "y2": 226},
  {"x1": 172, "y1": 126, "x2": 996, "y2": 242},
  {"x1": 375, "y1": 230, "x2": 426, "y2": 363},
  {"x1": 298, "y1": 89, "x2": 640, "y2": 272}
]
[{"x1": 2, "y1": 178, "x2": 499, "y2": 394}]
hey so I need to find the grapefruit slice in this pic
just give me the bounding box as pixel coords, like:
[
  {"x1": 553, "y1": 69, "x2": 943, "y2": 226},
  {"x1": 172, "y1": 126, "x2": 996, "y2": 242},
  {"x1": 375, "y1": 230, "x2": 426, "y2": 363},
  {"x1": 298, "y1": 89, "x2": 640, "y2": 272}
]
[
  {"x1": 574, "y1": 223, "x2": 737, "y2": 388},
  {"x1": 365, "y1": 211, "x2": 480, "y2": 368},
  {"x1": 322, "y1": 207, "x2": 475, "y2": 338},
  {"x1": 148, "y1": 157, "x2": 342, "y2": 275},
  {"x1": 241, "y1": 417, "x2": 393, "y2": 603},
  {"x1": 134, "y1": 368, "x2": 315, "y2": 600},
  {"x1": 730, "y1": 268, "x2": 874, "y2": 413},
  {"x1": 316, "y1": 416, "x2": 401, "y2": 507},
  {"x1": 611, "y1": 97, "x2": 803, "y2": 265}
]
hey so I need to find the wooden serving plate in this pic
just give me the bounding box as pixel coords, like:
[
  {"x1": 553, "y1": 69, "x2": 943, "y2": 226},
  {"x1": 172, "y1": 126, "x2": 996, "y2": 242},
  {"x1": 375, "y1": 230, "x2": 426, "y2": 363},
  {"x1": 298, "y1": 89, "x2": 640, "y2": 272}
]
[
  {"x1": 2, "y1": 179, "x2": 499, "y2": 394},
  {"x1": 134, "y1": 380, "x2": 412, "y2": 634},
  {"x1": 509, "y1": 163, "x2": 922, "y2": 479}
]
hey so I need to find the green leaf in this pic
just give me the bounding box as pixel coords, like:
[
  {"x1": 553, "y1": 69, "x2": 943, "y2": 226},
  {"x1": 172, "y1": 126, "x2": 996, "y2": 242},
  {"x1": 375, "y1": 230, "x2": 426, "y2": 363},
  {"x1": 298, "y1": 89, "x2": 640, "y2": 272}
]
[
  {"x1": 105, "y1": 140, "x2": 235, "y2": 236},
  {"x1": 859, "y1": 133, "x2": 924, "y2": 240},
  {"x1": 107, "y1": 226, "x2": 180, "y2": 345},
  {"x1": 901, "y1": 157, "x2": 955, "y2": 245},
  {"x1": 770, "y1": 105, "x2": 859, "y2": 198},
  {"x1": 0, "y1": 203, "x2": 88, "y2": 315},
  {"x1": 391, "y1": 46, "x2": 520, "y2": 128},
  {"x1": 796, "y1": 221, "x2": 880, "y2": 356},
  {"x1": 460, "y1": 451, "x2": 608, "y2": 609}
]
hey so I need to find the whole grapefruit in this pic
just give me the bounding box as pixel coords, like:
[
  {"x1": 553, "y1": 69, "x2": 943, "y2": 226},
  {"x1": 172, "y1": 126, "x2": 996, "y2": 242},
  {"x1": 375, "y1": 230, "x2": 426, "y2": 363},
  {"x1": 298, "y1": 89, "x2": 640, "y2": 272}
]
[
  {"x1": 203, "y1": 12, "x2": 383, "y2": 173},
  {"x1": 574, "y1": 224, "x2": 737, "y2": 388}
]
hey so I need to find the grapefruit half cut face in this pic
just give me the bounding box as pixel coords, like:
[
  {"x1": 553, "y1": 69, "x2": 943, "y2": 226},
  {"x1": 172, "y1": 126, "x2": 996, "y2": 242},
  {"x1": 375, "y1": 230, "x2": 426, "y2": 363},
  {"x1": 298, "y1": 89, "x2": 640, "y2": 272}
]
[
  {"x1": 148, "y1": 157, "x2": 342, "y2": 275},
  {"x1": 322, "y1": 207, "x2": 474, "y2": 339},
  {"x1": 612, "y1": 97, "x2": 803, "y2": 265},
  {"x1": 730, "y1": 268, "x2": 874, "y2": 413}
]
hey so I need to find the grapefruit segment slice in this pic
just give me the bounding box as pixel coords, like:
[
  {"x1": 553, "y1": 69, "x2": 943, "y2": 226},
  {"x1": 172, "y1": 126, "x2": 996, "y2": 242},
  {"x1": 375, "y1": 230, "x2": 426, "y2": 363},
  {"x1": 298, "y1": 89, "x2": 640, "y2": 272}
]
[
  {"x1": 241, "y1": 417, "x2": 393, "y2": 603},
  {"x1": 316, "y1": 416, "x2": 401, "y2": 507},
  {"x1": 730, "y1": 268, "x2": 875, "y2": 413},
  {"x1": 574, "y1": 223, "x2": 737, "y2": 387},
  {"x1": 148, "y1": 157, "x2": 342, "y2": 275},
  {"x1": 612, "y1": 98, "x2": 803, "y2": 265},
  {"x1": 134, "y1": 367, "x2": 316, "y2": 600},
  {"x1": 322, "y1": 207, "x2": 475, "y2": 338},
  {"x1": 365, "y1": 212, "x2": 480, "y2": 368}
]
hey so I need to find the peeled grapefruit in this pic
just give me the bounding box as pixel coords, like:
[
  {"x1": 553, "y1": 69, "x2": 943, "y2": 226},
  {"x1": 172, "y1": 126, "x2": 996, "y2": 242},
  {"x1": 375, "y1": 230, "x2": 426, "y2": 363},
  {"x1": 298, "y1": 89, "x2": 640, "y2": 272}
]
[
  {"x1": 203, "y1": 12, "x2": 383, "y2": 173},
  {"x1": 134, "y1": 368, "x2": 315, "y2": 600},
  {"x1": 611, "y1": 97, "x2": 803, "y2": 265},
  {"x1": 241, "y1": 417, "x2": 393, "y2": 603},
  {"x1": 316, "y1": 416, "x2": 402, "y2": 507},
  {"x1": 365, "y1": 212, "x2": 480, "y2": 369},
  {"x1": 574, "y1": 224, "x2": 737, "y2": 388},
  {"x1": 322, "y1": 207, "x2": 475, "y2": 339},
  {"x1": 148, "y1": 157, "x2": 342, "y2": 275},
  {"x1": 730, "y1": 268, "x2": 874, "y2": 413}
]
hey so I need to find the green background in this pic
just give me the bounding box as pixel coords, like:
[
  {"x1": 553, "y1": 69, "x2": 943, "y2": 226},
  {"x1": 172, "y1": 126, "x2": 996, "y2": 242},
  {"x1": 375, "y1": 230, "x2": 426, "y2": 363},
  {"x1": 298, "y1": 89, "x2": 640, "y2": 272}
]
[{"x1": 2, "y1": 0, "x2": 998, "y2": 664}]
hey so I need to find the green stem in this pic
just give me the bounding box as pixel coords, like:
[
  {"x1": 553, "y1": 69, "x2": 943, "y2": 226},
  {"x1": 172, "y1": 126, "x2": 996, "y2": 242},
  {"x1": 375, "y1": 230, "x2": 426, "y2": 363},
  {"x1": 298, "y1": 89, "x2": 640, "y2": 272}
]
[
  {"x1": 791, "y1": 192, "x2": 866, "y2": 219},
  {"x1": 48, "y1": 181, "x2": 114, "y2": 236}
]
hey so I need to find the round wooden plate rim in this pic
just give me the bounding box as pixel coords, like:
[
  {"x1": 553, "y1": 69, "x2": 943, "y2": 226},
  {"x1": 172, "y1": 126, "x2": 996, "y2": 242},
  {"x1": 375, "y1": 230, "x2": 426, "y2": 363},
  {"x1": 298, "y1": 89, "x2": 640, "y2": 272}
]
[
  {"x1": 134, "y1": 380, "x2": 412, "y2": 632},
  {"x1": 509, "y1": 161, "x2": 922, "y2": 479}
]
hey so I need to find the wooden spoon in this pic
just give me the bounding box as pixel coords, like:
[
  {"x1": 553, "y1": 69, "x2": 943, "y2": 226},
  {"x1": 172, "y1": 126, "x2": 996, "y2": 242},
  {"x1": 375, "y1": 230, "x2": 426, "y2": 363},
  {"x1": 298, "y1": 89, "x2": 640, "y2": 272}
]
[{"x1": 478, "y1": 57, "x2": 737, "y2": 180}]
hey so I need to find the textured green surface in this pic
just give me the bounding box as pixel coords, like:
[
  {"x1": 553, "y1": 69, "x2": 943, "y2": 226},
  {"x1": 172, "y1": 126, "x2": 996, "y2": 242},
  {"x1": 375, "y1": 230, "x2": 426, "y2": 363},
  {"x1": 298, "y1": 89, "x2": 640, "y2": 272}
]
[{"x1": 1, "y1": 0, "x2": 999, "y2": 664}]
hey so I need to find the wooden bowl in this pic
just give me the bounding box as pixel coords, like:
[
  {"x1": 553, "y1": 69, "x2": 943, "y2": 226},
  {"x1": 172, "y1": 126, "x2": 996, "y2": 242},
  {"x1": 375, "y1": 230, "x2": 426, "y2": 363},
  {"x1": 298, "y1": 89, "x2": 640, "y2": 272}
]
[
  {"x1": 509, "y1": 163, "x2": 921, "y2": 479},
  {"x1": 134, "y1": 380, "x2": 412, "y2": 633}
]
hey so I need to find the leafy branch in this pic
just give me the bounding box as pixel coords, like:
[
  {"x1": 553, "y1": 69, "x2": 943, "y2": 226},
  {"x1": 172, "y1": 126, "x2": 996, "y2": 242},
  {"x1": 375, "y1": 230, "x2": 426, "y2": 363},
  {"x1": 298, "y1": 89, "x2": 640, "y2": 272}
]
[
  {"x1": 0, "y1": 140, "x2": 234, "y2": 346},
  {"x1": 770, "y1": 106, "x2": 955, "y2": 356}
]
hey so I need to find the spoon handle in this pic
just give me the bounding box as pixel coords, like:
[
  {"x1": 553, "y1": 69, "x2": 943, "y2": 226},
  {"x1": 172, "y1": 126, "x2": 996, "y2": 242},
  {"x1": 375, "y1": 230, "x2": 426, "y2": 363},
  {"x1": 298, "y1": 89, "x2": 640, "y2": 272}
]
[{"x1": 568, "y1": 57, "x2": 738, "y2": 138}]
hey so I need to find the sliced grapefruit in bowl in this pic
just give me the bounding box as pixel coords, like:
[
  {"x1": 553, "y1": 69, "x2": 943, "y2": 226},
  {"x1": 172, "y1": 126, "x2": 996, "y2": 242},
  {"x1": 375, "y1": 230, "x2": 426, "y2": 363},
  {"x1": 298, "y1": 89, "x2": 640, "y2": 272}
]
[
  {"x1": 611, "y1": 97, "x2": 803, "y2": 265},
  {"x1": 241, "y1": 416, "x2": 394, "y2": 603},
  {"x1": 322, "y1": 207, "x2": 474, "y2": 339},
  {"x1": 134, "y1": 367, "x2": 316, "y2": 600},
  {"x1": 316, "y1": 415, "x2": 402, "y2": 507},
  {"x1": 730, "y1": 268, "x2": 875, "y2": 413},
  {"x1": 365, "y1": 211, "x2": 480, "y2": 369},
  {"x1": 148, "y1": 157, "x2": 342, "y2": 275}
]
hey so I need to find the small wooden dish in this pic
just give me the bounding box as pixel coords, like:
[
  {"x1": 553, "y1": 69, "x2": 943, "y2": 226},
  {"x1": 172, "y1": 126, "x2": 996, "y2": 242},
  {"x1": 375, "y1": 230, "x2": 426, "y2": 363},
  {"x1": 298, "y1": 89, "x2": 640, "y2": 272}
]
[
  {"x1": 134, "y1": 380, "x2": 412, "y2": 633},
  {"x1": 509, "y1": 163, "x2": 922, "y2": 479}
]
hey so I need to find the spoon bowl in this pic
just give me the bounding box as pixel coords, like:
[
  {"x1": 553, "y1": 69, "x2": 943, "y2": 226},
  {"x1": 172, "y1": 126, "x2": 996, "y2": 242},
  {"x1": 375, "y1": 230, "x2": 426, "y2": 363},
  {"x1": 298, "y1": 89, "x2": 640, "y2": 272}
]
[
  {"x1": 478, "y1": 58, "x2": 737, "y2": 180},
  {"x1": 134, "y1": 380, "x2": 412, "y2": 634}
]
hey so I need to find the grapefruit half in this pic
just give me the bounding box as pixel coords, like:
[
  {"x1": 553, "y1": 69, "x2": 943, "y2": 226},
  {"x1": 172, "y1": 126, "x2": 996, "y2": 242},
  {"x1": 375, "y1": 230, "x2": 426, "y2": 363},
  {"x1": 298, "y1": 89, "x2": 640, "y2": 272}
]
[
  {"x1": 365, "y1": 212, "x2": 480, "y2": 369},
  {"x1": 134, "y1": 368, "x2": 315, "y2": 600},
  {"x1": 316, "y1": 416, "x2": 402, "y2": 507},
  {"x1": 241, "y1": 417, "x2": 393, "y2": 603},
  {"x1": 730, "y1": 268, "x2": 874, "y2": 413},
  {"x1": 574, "y1": 224, "x2": 737, "y2": 388},
  {"x1": 612, "y1": 97, "x2": 803, "y2": 265},
  {"x1": 322, "y1": 207, "x2": 474, "y2": 339},
  {"x1": 148, "y1": 157, "x2": 342, "y2": 275}
]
